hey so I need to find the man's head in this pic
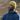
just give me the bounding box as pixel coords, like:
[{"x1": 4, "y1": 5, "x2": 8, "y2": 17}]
[{"x1": 8, "y1": 1, "x2": 16, "y2": 12}]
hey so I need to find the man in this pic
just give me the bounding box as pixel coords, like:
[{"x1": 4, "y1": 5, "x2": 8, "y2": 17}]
[{"x1": 2, "y1": 1, "x2": 19, "y2": 20}]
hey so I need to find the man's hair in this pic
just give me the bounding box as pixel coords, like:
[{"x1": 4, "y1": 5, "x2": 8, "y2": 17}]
[{"x1": 9, "y1": 1, "x2": 16, "y2": 9}]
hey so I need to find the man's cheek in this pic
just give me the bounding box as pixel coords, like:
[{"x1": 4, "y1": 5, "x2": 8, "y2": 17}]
[
  {"x1": 8, "y1": 8, "x2": 10, "y2": 10},
  {"x1": 9, "y1": 6, "x2": 12, "y2": 8}
]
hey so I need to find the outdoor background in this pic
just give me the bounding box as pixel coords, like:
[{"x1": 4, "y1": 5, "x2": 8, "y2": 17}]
[{"x1": 0, "y1": 0, "x2": 20, "y2": 20}]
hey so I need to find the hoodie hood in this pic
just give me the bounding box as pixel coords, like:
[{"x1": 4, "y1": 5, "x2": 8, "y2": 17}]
[{"x1": 8, "y1": 10, "x2": 17, "y2": 14}]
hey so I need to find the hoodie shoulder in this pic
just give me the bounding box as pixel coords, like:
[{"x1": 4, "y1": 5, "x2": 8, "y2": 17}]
[
  {"x1": 2, "y1": 13, "x2": 8, "y2": 20},
  {"x1": 3, "y1": 13, "x2": 8, "y2": 17}
]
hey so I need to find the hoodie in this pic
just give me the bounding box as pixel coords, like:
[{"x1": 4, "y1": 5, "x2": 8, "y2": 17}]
[{"x1": 2, "y1": 11, "x2": 19, "y2": 20}]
